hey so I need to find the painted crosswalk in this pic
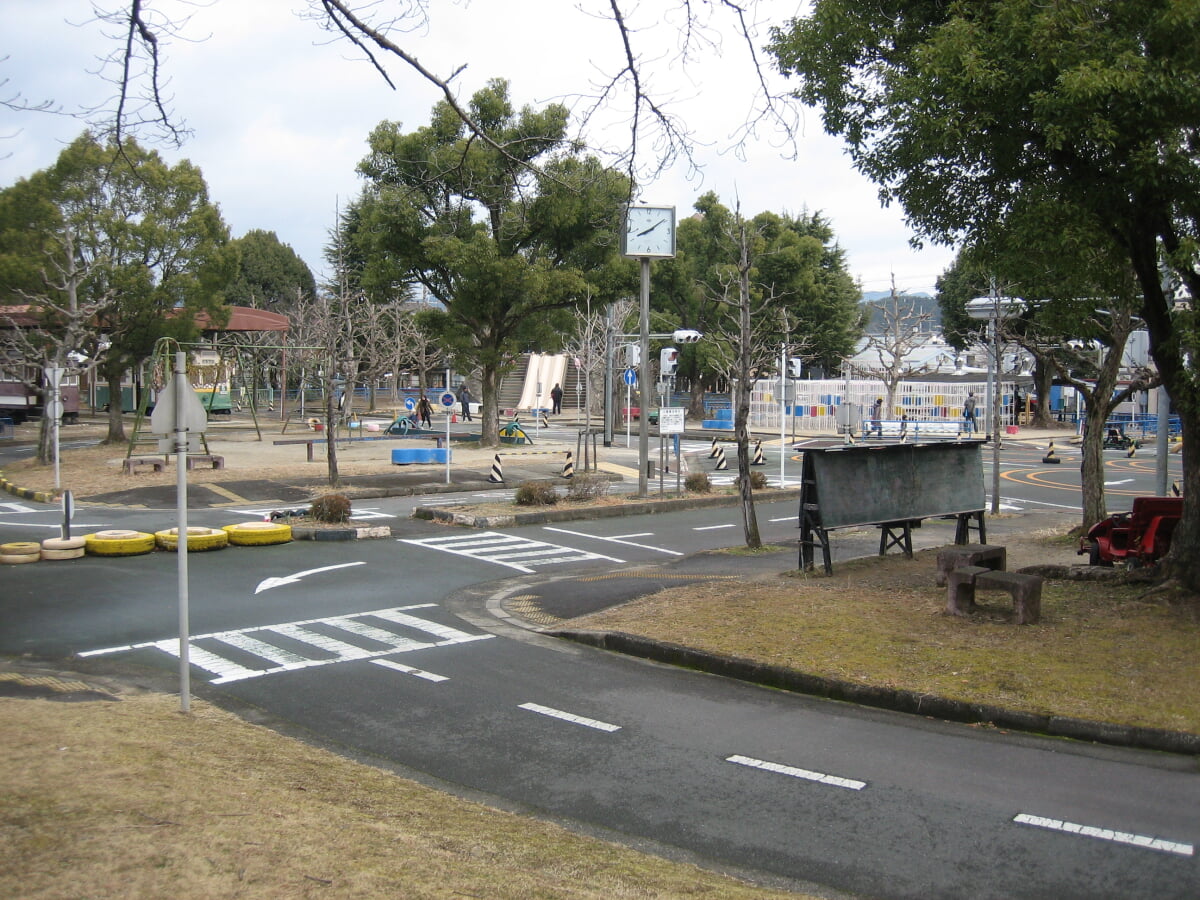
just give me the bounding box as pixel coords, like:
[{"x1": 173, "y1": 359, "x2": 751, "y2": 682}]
[
  {"x1": 399, "y1": 531, "x2": 623, "y2": 573},
  {"x1": 80, "y1": 603, "x2": 492, "y2": 684}
]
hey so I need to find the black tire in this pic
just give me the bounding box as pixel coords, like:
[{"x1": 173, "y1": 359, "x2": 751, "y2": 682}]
[{"x1": 1086, "y1": 541, "x2": 1110, "y2": 567}]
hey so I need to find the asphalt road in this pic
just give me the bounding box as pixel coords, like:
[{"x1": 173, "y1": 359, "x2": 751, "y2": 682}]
[{"x1": 0, "y1": 440, "x2": 1194, "y2": 898}]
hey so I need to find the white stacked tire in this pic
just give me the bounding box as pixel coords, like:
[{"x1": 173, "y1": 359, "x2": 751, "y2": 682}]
[
  {"x1": 222, "y1": 521, "x2": 292, "y2": 546},
  {"x1": 0, "y1": 541, "x2": 42, "y2": 565},
  {"x1": 40, "y1": 536, "x2": 87, "y2": 561},
  {"x1": 84, "y1": 530, "x2": 156, "y2": 557},
  {"x1": 154, "y1": 526, "x2": 229, "y2": 552}
]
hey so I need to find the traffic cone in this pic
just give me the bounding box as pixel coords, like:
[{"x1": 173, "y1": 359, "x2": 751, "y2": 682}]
[
  {"x1": 561, "y1": 451, "x2": 574, "y2": 479},
  {"x1": 714, "y1": 445, "x2": 728, "y2": 470},
  {"x1": 1127, "y1": 442, "x2": 1137, "y2": 458},
  {"x1": 844, "y1": 430, "x2": 856, "y2": 446},
  {"x1": 1042, "y1": 441, "x2": 1061, "y2": 464},
  {"x1": 1172, "y1": 481, "x2": 1181, "y2": 497},
  {"x1": 488, "y1": 454, "x2": 504, "y2": 483},
  {"x1": 708, "y1": 437, "x2": 720, "y2": 459},
  {"x1": 539, "y1": 412, "x2": 549, "y2": 428},
  {"x1": 751, "y1": 440, "x2": 766, "y2": 466}
]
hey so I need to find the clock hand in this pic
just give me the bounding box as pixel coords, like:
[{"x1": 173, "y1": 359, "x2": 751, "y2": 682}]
[{"x1": 636, "y1": 221, "x2": 662, "y2": 236}]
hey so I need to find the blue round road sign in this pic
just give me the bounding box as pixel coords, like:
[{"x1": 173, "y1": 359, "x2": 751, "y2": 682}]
[{"x1": 623, "y1": 368, "x2": 638, "y2": 386}]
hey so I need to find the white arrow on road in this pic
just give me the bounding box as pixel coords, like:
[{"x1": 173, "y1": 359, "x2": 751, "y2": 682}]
[
  {"x1": 255, "y1": 561, "x2": 365, "y2": 594},
  {"x1": 1104, "y1": 479, "x2": 1134, "y2": 486}
]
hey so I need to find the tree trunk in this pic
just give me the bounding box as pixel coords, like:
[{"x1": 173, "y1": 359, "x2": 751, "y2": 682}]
[
  {"x1": 104, "y1": 371, "x2": 126, "y2": 444},
  {"x1": 480, "y1": 365, "x2": 500, "y2": 446},
  {"x1": 1032, "y1": 357, "x2": 1055, "y2": 428},
  {"x1": 1079, "y1": 405, "x2": 1108, "y2": 532},
  {"x1": 324, "y1": 375, "x2": 340, "y2": 488},
  {"x1": 36, "y1": 414, "x2": 54, "y2": 466}
]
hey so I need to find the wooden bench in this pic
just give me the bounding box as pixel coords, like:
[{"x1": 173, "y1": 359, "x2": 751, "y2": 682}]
[
  {"x1": 935, "y1": 544, "x2": 1007, "y2": 586},
  {"x1": 185, "y1": 454, "x2": 225, "y2": 470},
  {"x1": 946, "y1": 566, "x2": 1042, "y2": 624},
  {"x1": 122, "y1": 456, "x2": 165, "y2": 474},
  {"x1": 273, "y1": 438, "x2": 319, "y2": 462}
]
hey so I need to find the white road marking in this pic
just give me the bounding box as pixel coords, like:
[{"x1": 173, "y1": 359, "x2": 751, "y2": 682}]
[
  {"x1": 371, "y1": 659, "x2": 448, "y2": 682},
  {"x1": 1104, "y1": 479, "x2": 1135, "y2": 486},
  {"x1": 1013, "y1": 813, "x2": 1193, "y2": 857},
  {"x1": 401, "y1": 531, "x2": 623, "y2": 573},
  {"x1": 255, "y1": 561, "x2": 366, "y2": 594},
  {"x1": 543, "y1": 526, "x2": 683, "y2": 556},
  {"x1": 0, "y1": 503, "x2": 38, "y2": 513},
  {"x1": 726, "y1": 754, "x2": 866, "y2": 791},
  {"x1": 80, "y1": 603, "x2": 492, "y2": 684},
  {"x1": 768, "y1": 516, "x2": 795, "y2": 523},
  {"x1": 518, "y1": 702, "x2": 621, "y2": 732},
  {"x1": 694, "y1": 523, "x2": 736, "y2": 531}
]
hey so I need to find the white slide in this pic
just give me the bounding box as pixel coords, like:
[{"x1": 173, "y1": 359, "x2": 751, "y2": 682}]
[{"x1": 516, "y1": 353, "x2": 568, "y2": 412}]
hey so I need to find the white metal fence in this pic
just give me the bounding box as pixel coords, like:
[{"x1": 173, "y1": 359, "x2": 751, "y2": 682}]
[{"x1": 747, "y1": 379, "x2": 1014, "y2": 434}]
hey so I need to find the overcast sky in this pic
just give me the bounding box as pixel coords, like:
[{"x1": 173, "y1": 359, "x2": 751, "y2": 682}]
[{"x1": 3, "y1": 1, "x2": 956, "y2": 296}]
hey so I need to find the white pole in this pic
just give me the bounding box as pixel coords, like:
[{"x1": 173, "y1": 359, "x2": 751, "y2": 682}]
[
  {"x1": 779, "y1": 343, "x2": 786, "y2": 487},
  {"x1": 174, "y1": 351, "x2": 191, "y2": 713}
]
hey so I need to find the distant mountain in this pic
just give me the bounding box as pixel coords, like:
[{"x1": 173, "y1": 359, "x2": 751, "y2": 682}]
[{"x1": 859, "y1": 292, "x2": 942, "y2": 333}]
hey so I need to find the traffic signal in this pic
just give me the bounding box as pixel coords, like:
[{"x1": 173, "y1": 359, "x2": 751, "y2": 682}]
[
  {"x1": 624, "y1": 343, "x2": 641, "y2": 367},
  {"x1": 660, "y1": 347, "x2": 679, "y2": 376},
  {"x1": 788, "y1": 357, "x2": 804, "y2": 378},
  {"x1": 672, "y1": 329, "x2": 702, "y2": 344}
]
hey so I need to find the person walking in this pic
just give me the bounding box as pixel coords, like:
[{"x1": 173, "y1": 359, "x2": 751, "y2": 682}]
[
  {"x1": 963, "y1": 392, "x2": 978, "y2": 435},
  {"x1": 870, "y1": 397, "x2": 883, "y2": 439},
  {"x1": 457, "y1": 383, "x2": 473, "y2": 422},
  {"x1": 416, "y1": 395, "x2": 433, "y2": 428},
  {"x1": 550, "y1": 382, "x2": 563, "y2": 415}
]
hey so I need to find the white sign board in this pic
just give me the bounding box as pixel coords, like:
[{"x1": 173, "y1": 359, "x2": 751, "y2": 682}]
[{"x1": 657, "y1": 407, "x2": 685, "y2": 434}]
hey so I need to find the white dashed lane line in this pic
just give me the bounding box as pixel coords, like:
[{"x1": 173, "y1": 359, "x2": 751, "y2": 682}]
[
  {"x1": 518, "y1": 702, "x2": 622, "y2": 733},
  {"x1": 1013, "y1": 813, "x2": 1194, "y2": 857},
  {"x1": 726, "y1": 754, "x2": 867, "y2": 791}
]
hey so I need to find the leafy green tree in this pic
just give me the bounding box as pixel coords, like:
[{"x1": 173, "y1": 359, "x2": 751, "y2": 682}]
[
  {"x1": 654, "y1": 193, "x2": 860, "y2": 417},
  {"x1": 770, "y1": 1, "x2": 1200, "y2": 591},
  {"x1": 225, "y1": 230, "x2": 315, "y2": 311},
  {"x1": 351, "y1": 79, "x2": 632, "y2": 445}
]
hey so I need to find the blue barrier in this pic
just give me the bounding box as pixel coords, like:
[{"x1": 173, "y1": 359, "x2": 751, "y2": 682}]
[{"x1": 391, "y1": 447, "x2": 450, "y2": 465}]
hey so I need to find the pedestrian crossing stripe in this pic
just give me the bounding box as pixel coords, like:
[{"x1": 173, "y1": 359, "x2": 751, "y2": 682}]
[
  {"x1": 400, "y1": 531, "x2": 623, "y2": 573},
  {"x1": 80, "y1": 603, "x2": 492, "y2": 684}
]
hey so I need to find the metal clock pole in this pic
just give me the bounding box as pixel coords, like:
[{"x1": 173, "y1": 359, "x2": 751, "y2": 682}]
[{"x1": 638, "y1": 256, "x2": 651, "y2": 497}]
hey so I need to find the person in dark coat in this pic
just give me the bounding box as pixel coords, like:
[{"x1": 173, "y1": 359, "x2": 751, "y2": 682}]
[
  {"x1": 457, "y1": 384, "x2": 473, "y2": 422},
  {"x1": 550, "y1": 383, "x2": 563, "y2": 415},
  {"x1": 416, "y1": 395, "x2": 433, "y2": 428}
]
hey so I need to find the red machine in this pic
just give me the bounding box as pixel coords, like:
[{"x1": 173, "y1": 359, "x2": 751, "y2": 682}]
[{"x1": 1079, "y1": 496, "x2": 1184, "y2": 567}]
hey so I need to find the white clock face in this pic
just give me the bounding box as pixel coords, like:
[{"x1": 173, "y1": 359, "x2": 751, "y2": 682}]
[{"x1": 623, "y1": 205, "x2": 676, "y2": 257}]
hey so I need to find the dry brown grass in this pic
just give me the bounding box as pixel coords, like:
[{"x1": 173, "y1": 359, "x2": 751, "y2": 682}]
[
  {"x1": 1, "y1": 687, "x2": 808, "y2": 900},
  {"x1": 570, "y1": 540, "x2": 1200, "y2": 735}
]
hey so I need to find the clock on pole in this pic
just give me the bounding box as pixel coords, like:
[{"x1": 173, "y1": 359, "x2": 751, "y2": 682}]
[{"x1": 622, "y1": 205, "x2": 676, "y2": 258}]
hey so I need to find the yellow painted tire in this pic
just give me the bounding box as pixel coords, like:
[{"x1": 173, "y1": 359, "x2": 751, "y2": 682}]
[
  {"x1": 155, "y1": 526, "x2": 229, "y2": 552},
  {"x1": 1, "y1": 541, "x2": 42, "y2": 555},
  {"x1": 42, "y1": 537, "x2": 87, "y2": 551},
  {"x1": 222, "y1": 521, "x2": 292, "y2": 546},
  {"x1": 0, "y1": 551, "x2": 40, "y2": 565},
  {"x1": 40, "y1": 546, "x2": 86, "y2": 561},
  {"x1": 84, "y1": 530, "x2": 156, "y2": 557}
]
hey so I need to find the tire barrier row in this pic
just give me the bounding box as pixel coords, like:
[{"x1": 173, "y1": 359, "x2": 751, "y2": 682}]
[{"x1": 0, "y1": 522, "x2": 293, "y2": 563}]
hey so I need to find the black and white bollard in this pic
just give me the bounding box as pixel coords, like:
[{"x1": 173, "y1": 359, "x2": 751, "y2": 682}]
[
  {"x1": 488, "y1": 453, "x2": 504, "y2": 483},
  {"x1": 708, "y1": 436, "x2": 720, "y2": 459},
  {"x1": 714, "y1": 445, "x2": 728, "y2": 470},
  {"x1": 751, "y1": 440, "x2": 766, "y2": 466},
  {"x1": 562, "y1": 451, "x2": 574, "y2": 479}
]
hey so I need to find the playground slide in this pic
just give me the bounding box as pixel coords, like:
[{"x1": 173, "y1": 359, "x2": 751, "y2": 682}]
[{"x1": 516, "y1": 353, "x2": 568, "y2": 412}]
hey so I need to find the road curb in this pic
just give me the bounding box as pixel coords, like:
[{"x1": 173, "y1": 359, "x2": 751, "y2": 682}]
[
  {"x1": 414, "y1": 488, "x2": 803, "y2": 528},
  {"x1": 0, "y1": 469, "x2": 59, "y2": 504},
  {"x1": 550, "y1": 628, "x2": 1200, "y2": 756}
]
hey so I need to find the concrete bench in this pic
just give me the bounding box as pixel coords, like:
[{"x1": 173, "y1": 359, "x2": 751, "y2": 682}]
[
  {"x1": 947, "y1": 566, "x2": 1042, "y2": 624},
  {"x1": 185, "y1": 454, "x2": 225, "y2": 470},
  {"x1": 935, "y1": 544, "x2": 1007, "y2": 586},
  {"x1": 122, "y1": 456, "x2": 165, "y2": 474}
]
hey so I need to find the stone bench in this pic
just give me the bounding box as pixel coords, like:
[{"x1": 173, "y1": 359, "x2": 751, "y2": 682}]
[
  {"x1": 946, "y1": 565, "x2": 1042, "y2": 624},
  {"x1": 185, "y1": 454, "x2": 225, "y2": 470},
  {"x1": 935, "y1": 544, "x2": 1007, "y2": 586},
  {"x1": 122, "y1": 456, "x2": 165, "y2": 474}
]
